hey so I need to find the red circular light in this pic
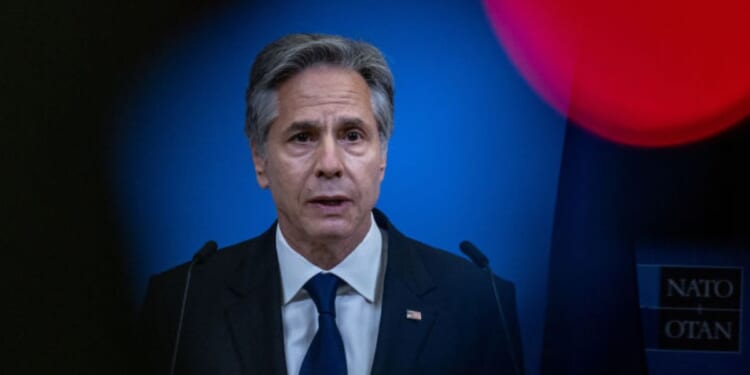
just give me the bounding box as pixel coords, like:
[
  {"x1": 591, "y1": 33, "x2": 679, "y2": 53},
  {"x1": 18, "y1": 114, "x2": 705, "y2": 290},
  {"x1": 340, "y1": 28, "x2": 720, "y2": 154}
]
[{"x1": 484, "y1": 0, "x2": 750, "y2": 147}]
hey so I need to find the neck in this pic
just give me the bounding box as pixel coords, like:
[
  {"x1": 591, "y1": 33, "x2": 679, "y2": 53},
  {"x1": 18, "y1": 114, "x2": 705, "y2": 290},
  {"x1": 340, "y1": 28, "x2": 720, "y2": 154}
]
[
  {"x1": 292, "y1": 240, "x2": 356, "y2": 270},
  {"x1": 280, "y1": 216, "x2": 372, "y2": 270}
]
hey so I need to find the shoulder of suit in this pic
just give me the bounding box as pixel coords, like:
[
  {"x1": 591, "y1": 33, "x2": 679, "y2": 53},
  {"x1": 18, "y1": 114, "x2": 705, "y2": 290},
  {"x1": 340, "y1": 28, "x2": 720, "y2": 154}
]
[
  {"x1": 375, "y1": 208, "x2": 514, "y2": 288},
  {"x1": 397, "y1": 233, "x2": 515, "y2": 290},
  {"x1": 150, "y1": 229, "x2": 270, "y2": 283}
]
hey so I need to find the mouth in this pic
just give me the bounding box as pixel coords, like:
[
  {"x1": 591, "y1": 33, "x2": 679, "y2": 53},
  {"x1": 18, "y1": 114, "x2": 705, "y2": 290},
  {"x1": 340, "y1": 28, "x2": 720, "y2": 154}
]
[
  {"x1": 308, "y1": 196, "x2": 351, "y2": 208},
  {"x1": 313, "y1": 200, "x2": 345, "y2": 206}
]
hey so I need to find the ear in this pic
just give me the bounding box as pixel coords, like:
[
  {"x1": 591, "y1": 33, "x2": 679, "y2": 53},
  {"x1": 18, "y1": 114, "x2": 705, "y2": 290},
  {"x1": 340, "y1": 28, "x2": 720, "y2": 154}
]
[
  {"x1": 250, "y1": 141, "x2": 270, "y2": 189},
  {"x1": 378, "y1": 147, "x2": 387, "y2": 182}
]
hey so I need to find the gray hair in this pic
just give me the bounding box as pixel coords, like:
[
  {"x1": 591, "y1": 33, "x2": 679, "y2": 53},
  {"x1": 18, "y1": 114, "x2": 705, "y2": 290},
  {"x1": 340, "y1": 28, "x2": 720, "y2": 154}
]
[{"x1": 245, "y1": 33, "x2": 394, "y2": 157}]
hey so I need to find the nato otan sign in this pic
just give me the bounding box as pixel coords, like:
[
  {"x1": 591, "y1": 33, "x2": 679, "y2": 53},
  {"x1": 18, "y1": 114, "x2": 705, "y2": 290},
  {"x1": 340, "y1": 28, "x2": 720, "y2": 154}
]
[{"x1": 640, "y1": 265, "x2": 742, "y2": 352}]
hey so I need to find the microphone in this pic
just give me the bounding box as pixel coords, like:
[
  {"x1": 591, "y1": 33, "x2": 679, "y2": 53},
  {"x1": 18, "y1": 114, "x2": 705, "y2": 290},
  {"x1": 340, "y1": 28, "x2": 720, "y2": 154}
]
[
  {"x1": 169, "y1": 241, "x2": 218, "y2": 375},
  {"x1": 192, "y1": 240, "x2": 218, "y2": 263},
  {"x1": 459, "y1": 240, "x2": 489, "y2": 269},
  {"x1": 459, "y1": 241, "x2": 521, "y2": 375}
]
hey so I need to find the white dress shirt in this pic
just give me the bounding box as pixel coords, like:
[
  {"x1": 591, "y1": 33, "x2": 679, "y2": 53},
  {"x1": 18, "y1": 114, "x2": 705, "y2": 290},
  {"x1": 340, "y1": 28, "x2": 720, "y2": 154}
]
[{"x1": 276, "y1": 213, "x2": 386, "y2": 375}]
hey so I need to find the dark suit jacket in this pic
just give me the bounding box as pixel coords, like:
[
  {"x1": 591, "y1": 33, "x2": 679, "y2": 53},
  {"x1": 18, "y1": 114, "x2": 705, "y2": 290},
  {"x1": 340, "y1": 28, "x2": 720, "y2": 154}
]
[{"x1": 140, "y1": 209, "x2": 524, "y2": 374}]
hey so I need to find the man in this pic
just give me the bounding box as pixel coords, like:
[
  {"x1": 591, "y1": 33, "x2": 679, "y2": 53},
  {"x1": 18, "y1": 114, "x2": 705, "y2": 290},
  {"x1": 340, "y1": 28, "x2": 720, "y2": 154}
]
[{"x1": 141, "y1": 33, "x2": 523, "y2": 374}]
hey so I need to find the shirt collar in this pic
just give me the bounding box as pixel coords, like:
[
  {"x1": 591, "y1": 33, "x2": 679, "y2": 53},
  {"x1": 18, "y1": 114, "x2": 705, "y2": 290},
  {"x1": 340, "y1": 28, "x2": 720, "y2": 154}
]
[{"x1": 275, "y1": 212, "x2": 383, "y2": 305}]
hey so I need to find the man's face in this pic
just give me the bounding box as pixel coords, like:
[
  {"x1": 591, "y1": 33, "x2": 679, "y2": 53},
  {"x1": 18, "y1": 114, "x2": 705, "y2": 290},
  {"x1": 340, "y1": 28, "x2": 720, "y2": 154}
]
[{"x1": 252, "y1": 65, "x2": 387, "y2": 246}]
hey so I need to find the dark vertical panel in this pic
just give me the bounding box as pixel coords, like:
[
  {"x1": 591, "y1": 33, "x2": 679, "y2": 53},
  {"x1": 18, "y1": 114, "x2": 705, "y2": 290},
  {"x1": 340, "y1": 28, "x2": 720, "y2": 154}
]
[{"x1": 540, "y1": 123, "x2": 646, "y2": 374}]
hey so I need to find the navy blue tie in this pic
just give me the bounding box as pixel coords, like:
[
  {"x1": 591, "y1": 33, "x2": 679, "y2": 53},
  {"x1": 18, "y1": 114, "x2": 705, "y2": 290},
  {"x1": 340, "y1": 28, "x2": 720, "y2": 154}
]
[{"x1": 299, "y1": 273, "x2": 347, "y2": 375}]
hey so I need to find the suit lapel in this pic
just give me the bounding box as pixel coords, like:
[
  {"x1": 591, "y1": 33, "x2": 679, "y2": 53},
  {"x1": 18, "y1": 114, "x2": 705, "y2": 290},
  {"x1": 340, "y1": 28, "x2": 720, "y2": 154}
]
[
  {"x1": 371, "y1": 210, "x2": 438, "y2": 374},
  {"x1": 224, "y1": 225, "x2": 288, "y2": 375}
]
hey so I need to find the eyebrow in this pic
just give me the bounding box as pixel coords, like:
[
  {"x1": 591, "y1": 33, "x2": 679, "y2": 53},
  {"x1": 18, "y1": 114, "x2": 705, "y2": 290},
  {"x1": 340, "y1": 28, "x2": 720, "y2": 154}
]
[
  {"x1": 285, "y1": 117, "x2": 367, "y2": 134},
  {"x1": 286, "y1": 121, "x2": 319, "y2": 135},
  {"x1": 337, "y1": 117, "x2": 365, "y2": 128}
]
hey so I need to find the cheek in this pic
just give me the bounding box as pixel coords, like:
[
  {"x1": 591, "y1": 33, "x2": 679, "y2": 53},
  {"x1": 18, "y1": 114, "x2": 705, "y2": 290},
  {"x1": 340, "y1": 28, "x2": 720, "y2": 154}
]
[
  {"x1": 356, "y1": 156, "x2": 385, "y2": 195},
  {"x1": 268, "y1": 156, "x2": 310, "y2": 193}
]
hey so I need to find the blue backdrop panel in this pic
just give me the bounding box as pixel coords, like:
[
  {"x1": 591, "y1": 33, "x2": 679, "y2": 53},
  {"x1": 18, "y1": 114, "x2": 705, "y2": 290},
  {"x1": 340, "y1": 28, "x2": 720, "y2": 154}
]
[{"x1": 111, "y1": 2, "x2": 567, "y2": 374}]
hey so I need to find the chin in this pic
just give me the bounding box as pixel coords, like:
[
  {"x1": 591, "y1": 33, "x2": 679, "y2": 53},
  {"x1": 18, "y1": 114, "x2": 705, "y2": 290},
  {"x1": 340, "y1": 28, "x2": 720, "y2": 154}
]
[
  {"x1": 308, "y1": 224, "x2": 355, "y2": 241},
  {"x1": 298, "y1": 211, "x2": 369, "y2": 242}
]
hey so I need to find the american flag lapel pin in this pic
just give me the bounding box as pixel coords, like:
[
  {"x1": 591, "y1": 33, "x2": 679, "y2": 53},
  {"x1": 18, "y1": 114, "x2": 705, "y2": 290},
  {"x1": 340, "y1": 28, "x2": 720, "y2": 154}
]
[{"x1": 406, "y1": 309, "x2": 422, "y2": 321}]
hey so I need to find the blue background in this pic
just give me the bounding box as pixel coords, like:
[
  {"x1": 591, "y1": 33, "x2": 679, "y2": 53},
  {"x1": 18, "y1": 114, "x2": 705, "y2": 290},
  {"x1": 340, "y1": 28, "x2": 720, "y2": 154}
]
[{"x1": 111, "y1": 1, "x2": 567, "y2": 374}]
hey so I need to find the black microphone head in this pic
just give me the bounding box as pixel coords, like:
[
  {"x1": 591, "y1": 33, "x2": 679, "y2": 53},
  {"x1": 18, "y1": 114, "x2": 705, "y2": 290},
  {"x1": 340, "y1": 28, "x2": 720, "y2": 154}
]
[
  {"x1": 460, "y1": 240, "x2": 489, "y2": 269},
  {"x1": 192, "y1": 240, "x2": 218, "y2": 264}
]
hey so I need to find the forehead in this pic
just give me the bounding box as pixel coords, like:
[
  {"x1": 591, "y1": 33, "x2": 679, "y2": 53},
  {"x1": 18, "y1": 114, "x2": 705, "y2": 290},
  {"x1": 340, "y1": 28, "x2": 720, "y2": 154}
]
[{"x1": 275, "y1": 65, "x2": 373, "y2": 118}]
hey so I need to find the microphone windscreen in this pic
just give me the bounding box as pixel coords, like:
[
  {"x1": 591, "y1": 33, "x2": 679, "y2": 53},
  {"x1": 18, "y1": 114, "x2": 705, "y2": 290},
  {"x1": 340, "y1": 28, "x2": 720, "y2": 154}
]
[
  {"x1": 460, "y1": 240, "x2": 489, "y2": 269},
  {"x1": 193, "y1": 240, "x2": 218, "y2": 263}
]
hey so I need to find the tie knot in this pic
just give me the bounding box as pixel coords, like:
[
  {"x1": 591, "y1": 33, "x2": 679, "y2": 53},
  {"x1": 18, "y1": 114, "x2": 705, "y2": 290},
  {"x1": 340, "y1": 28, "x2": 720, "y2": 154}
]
[{"x1": 304, "y1": 273, "x2": 341, "y2": 315}]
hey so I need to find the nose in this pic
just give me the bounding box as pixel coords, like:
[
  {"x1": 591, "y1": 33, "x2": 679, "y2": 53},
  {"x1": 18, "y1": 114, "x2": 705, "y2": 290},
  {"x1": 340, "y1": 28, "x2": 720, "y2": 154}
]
[{"x1": 314, "y1": 135, "x2": 344, "y2": 179}]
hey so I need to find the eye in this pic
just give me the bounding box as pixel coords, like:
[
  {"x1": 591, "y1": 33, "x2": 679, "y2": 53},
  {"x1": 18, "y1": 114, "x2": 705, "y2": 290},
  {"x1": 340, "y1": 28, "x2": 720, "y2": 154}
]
[
  {"x1": 343, "y1": 129, "x2": 363, "y2": 142},
  {"x1": 290, "y1": 132, "x2": 313, "y2": 143}
]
